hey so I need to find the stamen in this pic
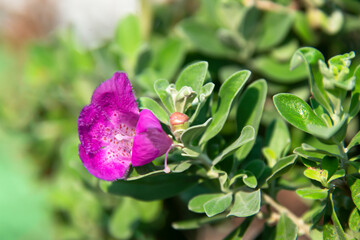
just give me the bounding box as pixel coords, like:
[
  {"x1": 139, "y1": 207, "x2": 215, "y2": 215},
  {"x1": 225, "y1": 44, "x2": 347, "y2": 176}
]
[{"x1": 115, "y1": 134, "x2": 133, "y2": 141}]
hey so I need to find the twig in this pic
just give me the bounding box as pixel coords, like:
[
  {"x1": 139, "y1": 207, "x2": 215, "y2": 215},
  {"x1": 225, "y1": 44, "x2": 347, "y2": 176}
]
[
  {"x1": 262, "y1": 193, "x2": 311, "y2": 237},
  {"x1": 242, "y1": 0, "x2": 298, "y2": 12}
]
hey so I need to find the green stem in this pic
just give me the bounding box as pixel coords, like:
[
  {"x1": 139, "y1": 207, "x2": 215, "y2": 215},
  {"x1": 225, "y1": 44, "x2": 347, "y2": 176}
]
[
  {"x1": 337, "y1": 142, "x2": 348, "y2": 171},
  {"x1": 199, "y1": 153, "x2": 212, "y2": 169}
]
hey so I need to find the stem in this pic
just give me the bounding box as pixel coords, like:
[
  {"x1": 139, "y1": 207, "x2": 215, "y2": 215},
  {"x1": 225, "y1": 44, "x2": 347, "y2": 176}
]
[
  {"x1": 199, "y1": 153, "x2": 213, "y2": 169},
  {"x1": 262, "y1": 193, "x2": 311, "y2": 237},
  {"x1": 337, "y1": 142, "x2": 348, "y2": 171}
]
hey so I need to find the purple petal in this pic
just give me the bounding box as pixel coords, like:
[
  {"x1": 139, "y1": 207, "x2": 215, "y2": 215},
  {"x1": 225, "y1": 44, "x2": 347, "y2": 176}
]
[
  {"x1": 132, "y1": 109, "x2": 173, "y2": 167},
  {"x1": 91, "y1": 72, "x2": 139, "y2": 115},
  {"x1": 78, "y1": 103, "x2": 138, "y2": 180},
  {"x1": 79, "y1": 145, "x2": 131, "y2": 181},
  {"x1": 78, "y1": 104, "x2": 114, "y2": 153}
]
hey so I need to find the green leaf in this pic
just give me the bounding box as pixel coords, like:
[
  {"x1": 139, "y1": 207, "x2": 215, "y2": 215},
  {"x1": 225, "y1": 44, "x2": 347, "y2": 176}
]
[
  {"x1": 257, "y1": 12, "x2": 294, "y2": 51},
  {"x1": 179, "y1": 19, "x2": 234, "y2": 57},
  {"x1": 294, "y1": 147, "x2": 325, "y2": 162},
  {"x1": 266, "y1": 155, "x2": 298, "y2": 183},
  {"x1": 290, "y1": 47, "x2": 332, "y2": 114},
  {"x1": 228, "y1": 189, "x2": 261, "y2": 217},
  {"x1": 109, "y1": 198, "x2": 139, "y2": 239},
  {"x1": 175, "y1": 61, "x2": 208, "y2": 94},
  {"x1": 349, "y1": 176, "x2": 360, "y2": 211},
  {"x1": 275, "y1": 214, "x2": 298, "y2": 240},
  {"x1": 306, "y1": 115, "x2": 348, "y2": 142},
  {"x1": 262, "y1": 147, "x2": 277, "y2": 168},
  {"x1": 101, "y1": 174, "x2": 198, "y2": 201},
  {"x1": 189, "y1": 82, "x2": 215, "y2": 124},
  {"x1": 349, "y1": 208, "x2": 360, "y2": 232},
  {"x1": 348, "y1": 130, "x2": 360, "y2": 151},
  {"x1": 293, "y1": 12, "x2": 317, "y2": 44},
  {"x1": 296, "y1": 188, "x2": 328, "y2": 200},
  {"x1": 138, "y1": 97, "x2": 169, "y2": 124},
  {"x1": 181, "y1": 118, "x2": 212, "y2": 147},
  {"x1": 273, "y1": 93, "x2": 326, "y2": 134},
  {"x1": 188, "y1": 193, "x2": 224, "y2": 213},
  {"x1": 323, "y1": 224, "x2": 337, "y2": 240},
  {"x1": 154, "y1": 79, "x2": 175, "y2": 113},
  {"x1": 245, "y1": 160, "x2": 271, "y2": 187},
  {"x1": 200, "y1": 70, "x2": 250, "y2": 145},
  {"x1": 301, "y1": 143, "x2": 340, "y2": 158},
  {"x1": 230, "y1": 170, "x2": 258, "y2": 189},
  {"x1": 235, "y1": 79, "x2": 267, "y2": 161},
  {"x1": 151, "y1": 38, "x2": 185, "y2": 79},
  {"x1": 109, "y1": 199, "x2": 160, "y2": 239},
  {"x1": 251, "y1": 56, "x2": 307, "y2": 83},
  {"x1": 115, "y1": 15, "x2": 141, "y2": 58},
  {"x1": 321, "y1": 156, "x2": 339, "y2": 179},
  {"x1": 172, "y1": 213, "x2": 227, "y2": 230},
  {"x1": 304, "y1": 168, "x2": 322, "y2": 182},
  {"x1": 329, "y1": 193, "x2": 347, "y2": 240},
  {"x1": 349, "y1": 66, "x2": 360, "y2": 119},
  {"x1": 328, "y1": 169, "x2": 345, "y2": 183},
  {"x1": 204, "y1": 193, "x2": 233, "y2": 217},
  {"x1": 213, "y1": 126, "x2": 255, "y2": 165},
  {"x1": 263, "y1": 119, "x2": 291, "y2": 166}
]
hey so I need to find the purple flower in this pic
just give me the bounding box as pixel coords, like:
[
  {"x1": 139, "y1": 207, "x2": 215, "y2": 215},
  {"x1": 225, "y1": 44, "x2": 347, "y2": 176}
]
[{"x1": 78, "y1": 72, "x2": 173, "y2": 181}]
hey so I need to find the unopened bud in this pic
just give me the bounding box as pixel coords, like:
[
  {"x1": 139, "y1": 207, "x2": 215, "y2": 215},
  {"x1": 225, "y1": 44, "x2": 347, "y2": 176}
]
[
  {"x1": 170, "y1": 112, "x2": 189, "y2": 126},
  {"x1": 169, "y1": 112, "x2": 189, "y2": 140}
]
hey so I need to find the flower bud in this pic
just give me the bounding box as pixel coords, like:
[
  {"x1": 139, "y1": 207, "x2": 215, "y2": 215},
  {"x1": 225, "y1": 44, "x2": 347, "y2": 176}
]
[{"x1": 169, "y1": 112, "x2": 189, "y2": 140}]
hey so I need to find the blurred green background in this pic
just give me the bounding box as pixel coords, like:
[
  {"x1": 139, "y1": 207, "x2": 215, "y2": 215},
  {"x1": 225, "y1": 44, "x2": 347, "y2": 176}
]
[{"x1": 0, "y1": 0, "x2": 359, "y2": 239}]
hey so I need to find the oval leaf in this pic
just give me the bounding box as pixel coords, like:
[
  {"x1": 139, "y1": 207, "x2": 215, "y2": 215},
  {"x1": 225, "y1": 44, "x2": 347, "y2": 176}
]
[
  {"x1": 204, "y1": 193, "x2": 233, "y2": 217},
  {"x1": 275, "y1": 214, "x2": 298, "y2": 240},
  {"x1": 175, "y1": 61, "x2": 208, "y2": 94},
  {"x1": 200, "y1": 70, "x2": 251, "y2": 145},
  {"x1": 290, "y1": 47, "x2": 332, "y2": 113},
  {"x1": 101, "y1": 174, "x2": 198, "y2": 201},
  {"x1": 228, "y1": 189, "x2": 261, "y2": 217},
  {"x1": 273, "y1": 93, "x2": 326, "y2": 134},
  {"x1": 154, "y1": 79, "x2": 175, "y2": 113},
  {"x1": 181, "y1": 118, "x2": 212, "y2": 147},
  {"x1": 235, "y1": 79, "x2": 267, "y2": 161},
  {"x1": 138, "y1": 97, "x2": 169, "y2": 124},
  {"x1": 296, "y1": 188, "x2": 328, "y2": 200},
  {"x1": 188, "y1": 193, "x2": 224, "y2": 213},
  {"x1": 213, "y1": 126, "x2": 255, "y2": 165}
]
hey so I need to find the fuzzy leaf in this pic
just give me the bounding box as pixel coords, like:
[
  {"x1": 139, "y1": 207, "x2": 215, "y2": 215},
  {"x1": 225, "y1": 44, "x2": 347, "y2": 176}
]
[
  {"x1": 275, "y1": 214, "x2": 298, "y2": 240},
  {"x1": 138, "y1": 97, "x2": 169, "y2": 124},
  {"x1": 175, "y1": 61, "x2": 208, "y2": 94},
  {"x1": 296, "y1": 188, "x2": 328, "y2": 200},
  {"x1": 200, "y1": 70, "x2": 250, "y2": 144},
  {"x1": 235, "y1": 79, "x2": 267, "y2": 161},
  {"x1": 172, "y1": 214, "x2": 227, "y2": 230},
  {"x1": 228, "y1": 189, "x2": 261, "y2": 217},
  {"x1": 154, "y1": 79, "x2": 175, "y2": 113},
  {"x1": 290, "y1": 47, "x2": 332, "y2": 114},
  {"x1": 188, "y1": 193, "x2": 224, "y2": 213},
  {"x1": 181, "y1": 118, "x2": 212, "y2": 147},
  {"x1": 266, "y1": 155, "x2": 298, "y2": 183},
  {"x1": 273, "y1": 93, "x2": 326, "y2": 134},
  {"x1": 213, "y1": 126, "x2": 255, "y2": 165},
  {"x1": 348, "y1": 130, "x2": 360, "y2": 151},
  {"x1": 204, "y1": 193, "x2": 233, "y2": 217},
  {"x1": 349, "y1": 208, "x2": 360, "y2": 232},
  {"x1": 101, "y1": 174, "x2": 198, "y2": 201}
]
